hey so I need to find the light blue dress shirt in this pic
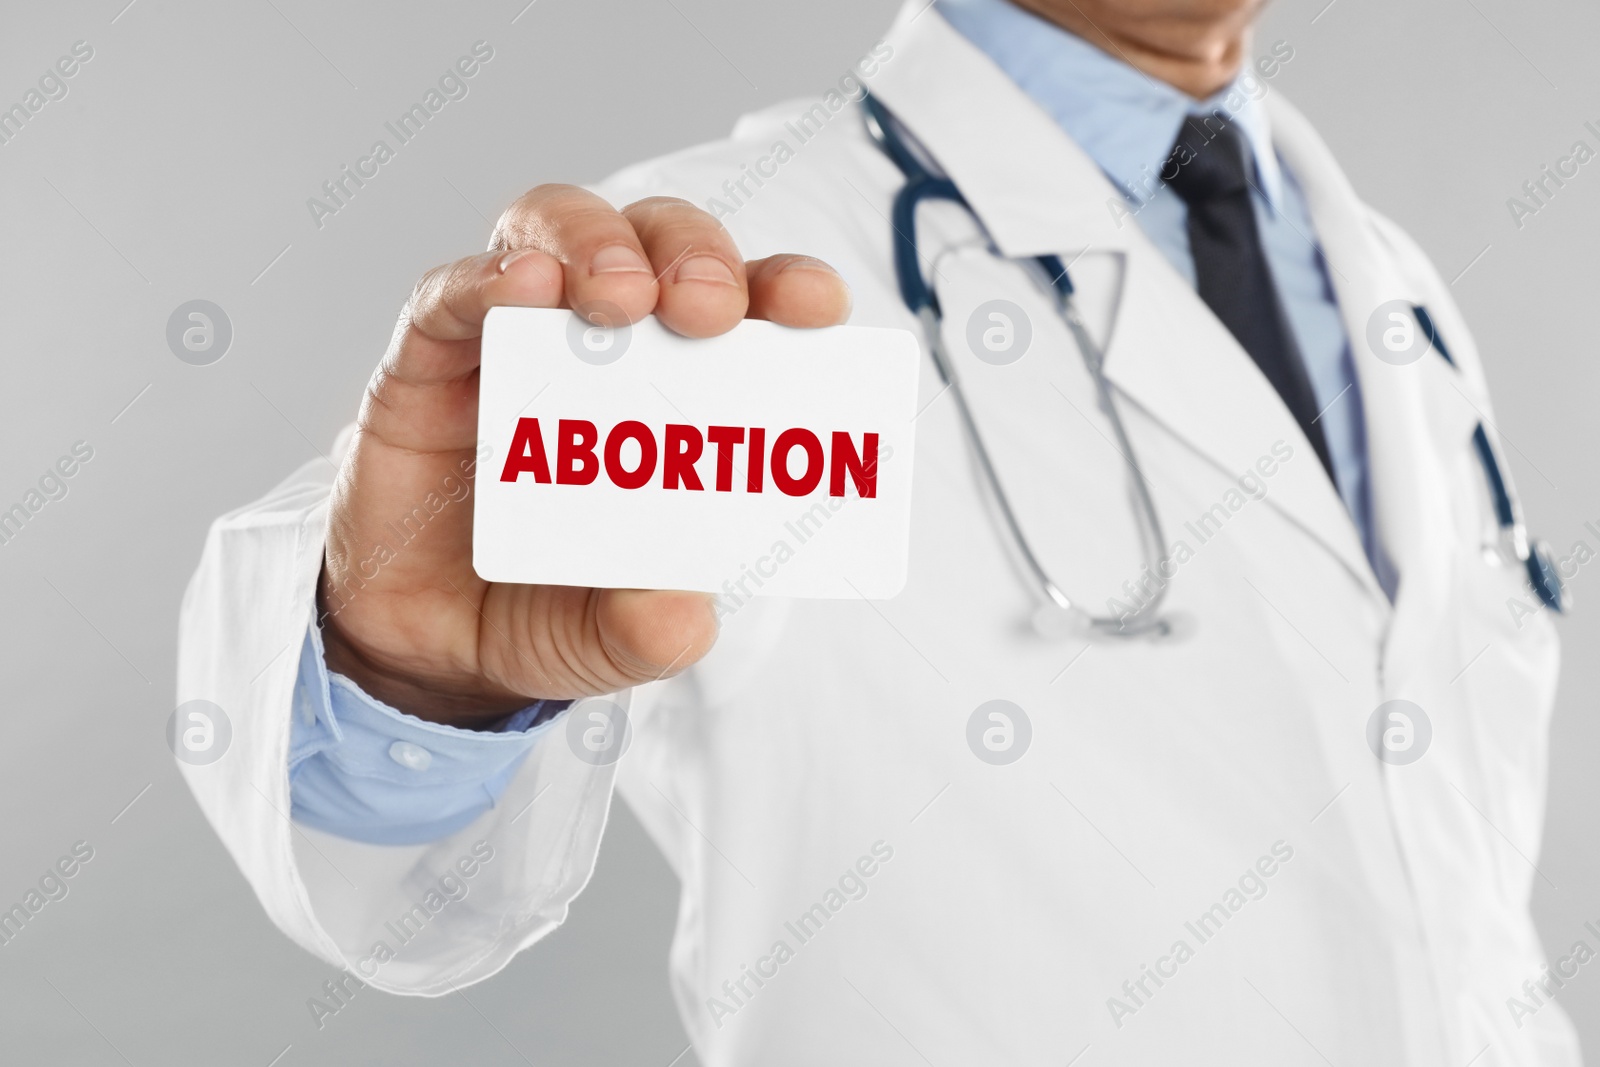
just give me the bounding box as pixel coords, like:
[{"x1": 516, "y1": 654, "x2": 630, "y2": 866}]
[
  {"x1": 289, "y1": 622, "x2": 565, "y2": 844},
  {"x1": 289, "y1": 0, "x2": 1388, "y2": 845}
]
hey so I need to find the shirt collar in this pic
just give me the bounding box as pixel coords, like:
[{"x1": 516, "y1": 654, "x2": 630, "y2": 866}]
[{"x1": 936, "y1": 0, "x2": 1284, "y2": 210}]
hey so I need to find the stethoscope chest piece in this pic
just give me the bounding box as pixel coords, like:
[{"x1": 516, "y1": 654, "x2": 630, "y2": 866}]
[{"x1": 1030, "y1": 603, "x2": 1199, "y2": 643}]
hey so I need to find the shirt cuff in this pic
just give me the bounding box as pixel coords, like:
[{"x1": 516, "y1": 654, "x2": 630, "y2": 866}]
[{"x1": 288, "y1": 624, "x2": 571, "y2": 845}]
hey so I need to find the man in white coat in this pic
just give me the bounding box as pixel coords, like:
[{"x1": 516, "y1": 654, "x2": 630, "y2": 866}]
[{"x1": 177, "y1": 0, "x2": 1575, "y2": 1062}]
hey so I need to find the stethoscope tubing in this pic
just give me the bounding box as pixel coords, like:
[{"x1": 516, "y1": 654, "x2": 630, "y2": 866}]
[
  {"x1": 865, "y1": 92, "x2": 1175, "y2": 637},
  {"x1": 859, "y1": 90, "x2": 1563, "y2": 628}
]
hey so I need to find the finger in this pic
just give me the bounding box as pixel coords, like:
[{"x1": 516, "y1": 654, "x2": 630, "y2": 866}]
[
  {"x1": 389, "y1": 248, "x2": 564, "y2": 376},
  {"x1": 744, "y1": 254, "x2": 852, "y2": 327},
  {"x1": 470, "y1": 585, "x2": 718, "y2": 701},
  {"x1": 365, "y1": 248, "x2": 563, "y2": 454},
  {"x1": 492, "y1": 183, "x2": 659, "y2": 328},
  {"x1": 621, "y1": 197, "x2": 748, "y2": 337},
  {"x1": 593, "y1": 588, "x2": 719, "y2": 683}
]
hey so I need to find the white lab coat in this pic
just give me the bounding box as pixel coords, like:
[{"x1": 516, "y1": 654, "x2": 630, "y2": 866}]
[{"x1": 176, "y1": 4, "x2": 1575, "y2": 1064}]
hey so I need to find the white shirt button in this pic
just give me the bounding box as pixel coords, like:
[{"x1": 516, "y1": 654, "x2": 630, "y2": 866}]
[{"x1": 388, "y1": 741, "x2": 433, "y2": 772}]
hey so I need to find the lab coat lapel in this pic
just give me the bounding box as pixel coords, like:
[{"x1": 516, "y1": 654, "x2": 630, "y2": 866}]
[
  {"x1": 1100, "y1": 239, "x2": 1379, "y2": 597},
  {"x1": 1267, "y1": 95, "x2": 1458, "y2": 687},
  {"x1": 871, "y1": 1, "x2": 1381, "y2": 599}
]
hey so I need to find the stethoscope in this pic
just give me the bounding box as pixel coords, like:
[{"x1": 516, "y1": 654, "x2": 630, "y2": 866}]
[{"x1": 860, "y1": 92, "x2": 1566, "y2": 638}]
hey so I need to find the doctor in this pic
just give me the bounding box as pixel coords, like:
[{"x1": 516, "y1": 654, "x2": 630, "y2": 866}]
[{"x1": 178, "y1": 0, "x2": 1573, "y2": 1062}]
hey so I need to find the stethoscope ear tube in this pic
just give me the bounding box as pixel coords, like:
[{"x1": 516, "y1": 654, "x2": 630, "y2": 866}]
[{"x1": 891, "y1": 177, "x2": 966, "y2": 315}]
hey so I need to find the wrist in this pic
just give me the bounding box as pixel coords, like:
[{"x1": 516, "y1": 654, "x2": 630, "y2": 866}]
[{"x1": 317, "y1": 585, "x2": 534, "y2": 730}]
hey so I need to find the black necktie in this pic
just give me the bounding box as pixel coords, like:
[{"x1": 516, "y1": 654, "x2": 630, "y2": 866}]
[{"x1": 1163, "y1": 115, "x2": 1335, "y2": 481}]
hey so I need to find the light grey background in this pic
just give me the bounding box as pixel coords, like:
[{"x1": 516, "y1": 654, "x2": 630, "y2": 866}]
[{"x1": 1, "y1": 0, "x2": 1595, "y2": 1062}]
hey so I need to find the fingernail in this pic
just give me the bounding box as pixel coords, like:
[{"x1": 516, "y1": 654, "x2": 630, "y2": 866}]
[
  {"x1": 777, "y1": 256, "x2": 837, "y2": 275},
  {"x1": 498, "y1": 249, "x2": 532, "y2": 273},
  {"x1": 674, "y1": 255, "x2": 738, "y2": 287},
  {"x1": 589, "y1": 245, "x2": 651, "y2": 275}
]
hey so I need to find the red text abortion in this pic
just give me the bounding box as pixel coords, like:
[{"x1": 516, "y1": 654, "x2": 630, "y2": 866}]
[{"x1": 499, "y1": 418, "x2": 880, "y2": 498}]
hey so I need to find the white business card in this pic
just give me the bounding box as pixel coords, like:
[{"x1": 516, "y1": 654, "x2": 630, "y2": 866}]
[{"x1": 474, "y1": 307, "x2": 920, "y2": 599}]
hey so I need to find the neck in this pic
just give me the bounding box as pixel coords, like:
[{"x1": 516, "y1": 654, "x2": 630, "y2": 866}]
[{"x1": 1006, "y1": 1, "x2": 1259, "y2": 99}]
